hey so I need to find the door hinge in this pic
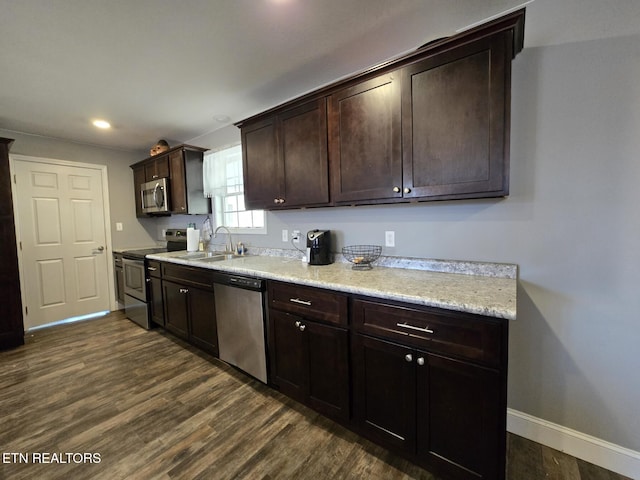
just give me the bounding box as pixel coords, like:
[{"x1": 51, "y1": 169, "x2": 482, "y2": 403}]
[
  {"x1": 19, "y1": 241, "x2": 22, "y2": 251},
  {"x1": 13, "y1": 174, "x2": 17, "y2": 184},
  {"x1": 25, "y1": 306, "x2": 28, "y2": 315}
]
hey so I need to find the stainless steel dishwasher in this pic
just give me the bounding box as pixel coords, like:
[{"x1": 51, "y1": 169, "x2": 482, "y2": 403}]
[{"x1": 213, "y1": 272, "x2": 268, "y2": 383}]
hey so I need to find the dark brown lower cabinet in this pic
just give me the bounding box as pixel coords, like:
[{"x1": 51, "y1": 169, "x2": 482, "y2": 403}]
[
  {"x1": 149, "y1": 276, "x2": 164, "y2": 327},
  {"x1": 269, "y1": 309, "x2": 349, "y2": 421},
  {"x1": 163, "y1": 280, "x2": 190, "y2": 339},
  {"x1": 163, "y1": 278, "x2": 218, "y2": 356},
  {"x1": 352, "y1": 333, "x2": 503, "y2": 480}
]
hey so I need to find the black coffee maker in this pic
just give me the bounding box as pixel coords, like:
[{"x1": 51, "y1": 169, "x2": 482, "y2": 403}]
[{"x1": 306, "y1": 229, "x2": 332, "y2": 265}]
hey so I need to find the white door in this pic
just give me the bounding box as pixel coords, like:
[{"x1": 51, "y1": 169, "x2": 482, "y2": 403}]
[{"x1": 12, "y1": 157, "x2": 111, "y2": 329}]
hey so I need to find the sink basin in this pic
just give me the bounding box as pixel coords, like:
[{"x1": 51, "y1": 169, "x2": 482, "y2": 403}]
[
  {"x1": 176, "y1": 251, "x2": 246, "y2": 262},
  {"x1": 197, "y1": 254, "x2": 236, "y2": 262},
  {"x1": 176, "y1": 251, "x2": 222, "y2": 260}
]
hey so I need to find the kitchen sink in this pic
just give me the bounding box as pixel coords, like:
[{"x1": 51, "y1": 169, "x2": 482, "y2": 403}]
[
  {"x1": 176, "y1": 251, "x2": 224, "y2": 260},
  {"x1": 197, "y1": 254, "x2": 236, "y2": 262}
]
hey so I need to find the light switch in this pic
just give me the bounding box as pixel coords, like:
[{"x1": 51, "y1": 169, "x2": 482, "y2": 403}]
[
  {"x1": 282, "y1": 229, "x2": 289, "y2": 242},
  {"x1": 116, "y1": 222, "x2": 123, "y2": 231}
]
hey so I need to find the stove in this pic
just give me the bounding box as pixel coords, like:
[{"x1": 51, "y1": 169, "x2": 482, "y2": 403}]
[
  {"x1": 121, "y1": 229, "x2": 187, "y2": 329},
  {"x1": 120, "y1": 228, "x2": 188, "y2": 260}
]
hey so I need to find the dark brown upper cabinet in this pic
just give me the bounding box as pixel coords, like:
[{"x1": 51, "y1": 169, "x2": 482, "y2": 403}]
[
  {"x1": 237, "y1": 9, "x2": 525, "y2": 210},
  {"x1": 241, "y1": 98, "x2": 329, "y2": 210},
  {"x1": 329, "y1": 72, "x2": 402, "y2": 203},
  {"x1": 131, "y1": 144, "x2": 210, "y2": 217},
  {"x1": 144, "y1": 155, "x2": 170, "y2": 181},
  {"x1": 401, "y1": 31, "x2": 511, "y2": 200}
]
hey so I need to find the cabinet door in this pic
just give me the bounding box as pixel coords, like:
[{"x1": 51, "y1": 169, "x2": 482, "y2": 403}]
[
  {"x1": 145, "y1": 155, "x2": 170, "y2": 181},
  {"x1": 306, "y1": 321, "x2": 349, "y2": 421},
  {"x1": 132, "y1": 165, "x2": 146, "y2": 217},
  {"x1": 416, "y1": 352, "x2": 502, "y2": 480},
  {"x1": 269, "y1": 310, "x2": 306, "y2": 402},
  {"x1": 188, "y1": 286, "x2": 218, "y2": 356},
  {"x1": 242, "y1": 117, "x2": 281, "y2": 210},
  {"x1": 329, "y1": 72, "x2": 402, "y2": 203},
  {"x1": 279, "y1": 99, "x2": 329, "y2": 207},
  {"x1": 168, "y1": 149, "x2": 187, "y2": 213},
  {"x1": 163, "y1": 280, "x2": 189, "y2": 340},
  {"x1": 149, "y1": 277, "x2": 164, "y2": 327},
  {"x1": 402, "y1": 32, "x2": 509, "y2": 200},
  {"x1": 352, "y1": 334, "x2": 415, "y2": 453}
]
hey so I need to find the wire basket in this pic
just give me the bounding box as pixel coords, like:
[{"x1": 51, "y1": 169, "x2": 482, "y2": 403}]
[{"x1": 342, "y1": 245, "x2": 382, "y2": 270}]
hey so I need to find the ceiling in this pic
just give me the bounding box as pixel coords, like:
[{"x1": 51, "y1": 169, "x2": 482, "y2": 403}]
[{"x1": 1, "y1": 0, "x2": 639, "y2": 153}]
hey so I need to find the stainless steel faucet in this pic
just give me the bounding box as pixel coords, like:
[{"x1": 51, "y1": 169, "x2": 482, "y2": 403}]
[{"x1": 213, "y1": 225, "x2": 234, "y2": 253}]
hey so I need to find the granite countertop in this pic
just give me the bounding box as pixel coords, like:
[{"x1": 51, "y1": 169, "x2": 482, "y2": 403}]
[{"x1": 147, "y1": 251, "x2": 517, "y2": 320}]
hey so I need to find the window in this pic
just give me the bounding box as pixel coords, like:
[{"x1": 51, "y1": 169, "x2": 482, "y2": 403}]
[{"x1": 203, "y1": 144, "x2": 266, "y2": 234}]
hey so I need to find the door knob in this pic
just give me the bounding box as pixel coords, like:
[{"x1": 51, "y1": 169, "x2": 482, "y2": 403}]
[
  {"x1": 403, "y1": 187, "x2": 411, "y2": 194},
  {"x1": 393, "y1": 186, "x2": 401, "y2": 193},
  {"x1": 417, "y1": 357, "x2": 425, "y2": 366},
  {"x1": 405, "y1": 354, "x2": 413, "y2": 362},
  {"x1": 299, "y1": 324, "x2": 306, "y2": 332},
  {"x1": 97, "y1": 246, "x2": 105, "y2": 251}
]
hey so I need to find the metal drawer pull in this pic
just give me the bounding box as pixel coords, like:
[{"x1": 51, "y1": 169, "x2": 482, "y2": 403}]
[
  {"x1": 147, "y1": 266, "x2": 157, "y2": 271},
  {"x1": 289, "y1": 298, "x2": 312, "y2": 306},
  {"x1": 417, "y1": 357, "x2": 425, "y2": 366},
  {"x1": 396, "y1": 322, "x2": 434, "y2": 334},
  {"x1": 405, "y1": 354, "x2": 413, "y2": 362},
  {"x1": 179, "y1": 288, "x2": 189, "y2": 294}
]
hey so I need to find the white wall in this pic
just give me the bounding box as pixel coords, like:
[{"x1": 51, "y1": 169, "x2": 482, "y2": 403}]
[{"x1": 194, "y1": 35, "x2": 640, "y2": 453}]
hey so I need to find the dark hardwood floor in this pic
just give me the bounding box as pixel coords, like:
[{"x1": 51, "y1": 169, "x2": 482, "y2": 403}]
[{"x1": 0, "y1": 311, "x2": 631, "y2": 480}]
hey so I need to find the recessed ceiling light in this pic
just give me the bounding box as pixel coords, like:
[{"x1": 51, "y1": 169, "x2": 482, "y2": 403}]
[
  {"x1": 92, "y1": 119, "x2": 111, "y2": 129},
  {"x1": 214, "y1": 115, "x2": 231, "y2": 123}
]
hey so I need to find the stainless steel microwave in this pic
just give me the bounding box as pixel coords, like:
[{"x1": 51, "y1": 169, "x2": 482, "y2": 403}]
[{"x1": 141, "y1": 178, "x2": 170, "y2": 214}]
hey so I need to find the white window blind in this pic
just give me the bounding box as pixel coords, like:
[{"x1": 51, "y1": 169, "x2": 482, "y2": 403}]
[{"x1": 203, "y1": 144, "x2": 266, "y2": 233}]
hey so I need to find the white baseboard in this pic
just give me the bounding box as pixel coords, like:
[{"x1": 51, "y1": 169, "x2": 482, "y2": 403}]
[{"x1": 507, "y1": 408, "x2": 640, "y2": 479}]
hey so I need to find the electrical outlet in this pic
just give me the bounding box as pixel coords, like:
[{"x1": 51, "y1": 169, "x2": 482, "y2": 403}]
[
  {"x1": 116, "y1": 222, "x2": 123, "y2": 232},
  {"x1": 385, "y1": 230, "x2": 395, "y2": 247},
  {"x1": 282, "y1": 229, "x2": 289, "y2": 242},
  {"x1": 292, "y1": 230, "x2": 301, "y2": 244}
]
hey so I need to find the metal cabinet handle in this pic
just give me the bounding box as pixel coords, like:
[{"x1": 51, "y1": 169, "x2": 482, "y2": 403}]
[
  {"x1": 404, "y1": 187, "x2": 411, "y2": 194},
  {"x1": 299, "y1": 324, "x2": 306, "y2": 332},
  {"x1": 147, "y1": 266, "x2": 157, "y2": 271},
  {"x1": 417, "y1": 357, "x2": 425, "y2": 366},
  {"x1": 393, "y1": 186, "x2": 401, "y2": 193},
  {"x1": 179, "y1": 288, "x2": 189, "y2": 294},
  {"x1": 289, "y1": 298, "x2": 312, "y2": 306},
  {"x1": 396, "y1": 322, "x2": 434, "y2": 334},
  {"x1": 273, "y1": 198, "x2": 279, "y2": 204},
  {"x1": 295, "y1": 321, "x2": 301, "y2": 328},
  {"x1": 405, "y1": 354, "x2": 413, "y2": 362}
]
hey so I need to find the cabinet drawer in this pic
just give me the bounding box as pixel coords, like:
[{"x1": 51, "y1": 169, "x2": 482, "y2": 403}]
[
  {"x1": 352, "y1": 298, "x2": 503, "y2": 366},
  {"x1": 268, "y1": 281, "x2": 348, "y2": 326},
  {"x1": 162, "y1": 263, "x2": 214, "y2": 290},
  {"x1": 146, "y1": 260, "x2": 161, "y2": 278}
]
